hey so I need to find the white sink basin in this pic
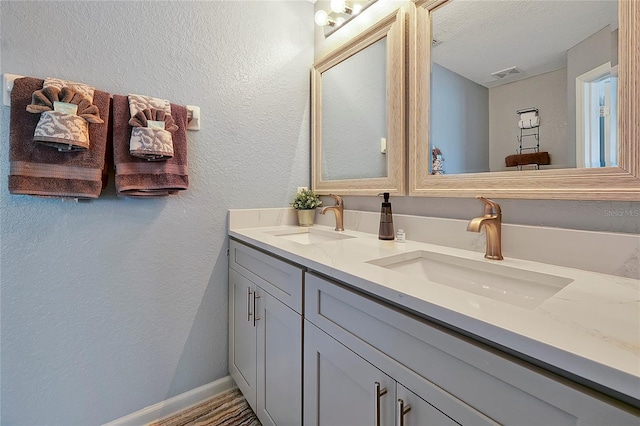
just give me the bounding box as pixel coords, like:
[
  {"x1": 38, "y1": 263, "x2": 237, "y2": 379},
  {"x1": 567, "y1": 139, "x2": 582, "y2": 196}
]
[
  {"x1": 367, "y1": 250, "x2": 574, "y2": 309},
  {"x1": 266, "y1": 228, "x2": 356, "y2": 245}
]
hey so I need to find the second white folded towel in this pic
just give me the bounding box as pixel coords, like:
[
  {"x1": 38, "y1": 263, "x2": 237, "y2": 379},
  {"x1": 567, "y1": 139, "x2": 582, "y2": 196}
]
[{"x1": 127, "y1": 94, "x2": 177, "y2": 161}]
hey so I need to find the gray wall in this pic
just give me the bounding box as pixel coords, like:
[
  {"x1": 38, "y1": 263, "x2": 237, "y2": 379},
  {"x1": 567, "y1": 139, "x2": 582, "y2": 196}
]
[
  {"x1": 489, "y1": 68, "x2": 568, "y2": 171},
  {"x1": 431, "y1": 63, "x2": 489, "y2": 174},
  {"x1": 567, "y1": 25, "x2": 618, "y2": 167},
  {"x1": 0, "y1": 2, "x2": 312, "y2": 424}
]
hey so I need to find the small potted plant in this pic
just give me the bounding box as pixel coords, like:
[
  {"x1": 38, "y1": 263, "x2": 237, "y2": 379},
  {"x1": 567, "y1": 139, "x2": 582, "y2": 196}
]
[{"x1": 291, "y1": 189, "x2": 322, "y2": 226}]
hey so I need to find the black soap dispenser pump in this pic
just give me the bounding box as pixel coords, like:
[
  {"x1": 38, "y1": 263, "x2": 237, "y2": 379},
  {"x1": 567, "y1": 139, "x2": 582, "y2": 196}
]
[{"x1": 378, "y1": 192, "x2": 395, "y2": 240}]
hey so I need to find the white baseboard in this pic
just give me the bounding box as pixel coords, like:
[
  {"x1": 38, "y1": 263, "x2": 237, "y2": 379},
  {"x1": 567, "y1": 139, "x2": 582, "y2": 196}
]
[{"x1": 102, "y1": 376, "x2": 236, "y2": 426}]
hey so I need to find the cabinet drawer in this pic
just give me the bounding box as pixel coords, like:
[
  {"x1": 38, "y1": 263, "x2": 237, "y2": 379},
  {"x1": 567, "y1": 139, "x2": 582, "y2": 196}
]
[
  {"x1": 305, "y1": 272, "x2": 639, "y2": 425},
  {"x1": 230, "y1": 240, "x2": 303, "y2": 313}
]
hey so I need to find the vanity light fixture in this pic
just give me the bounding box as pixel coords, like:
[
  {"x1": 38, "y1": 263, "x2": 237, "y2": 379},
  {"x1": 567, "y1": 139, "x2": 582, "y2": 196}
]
[
  {"x1": 315, "y1": 9, "x2": 336, "y2": 27},
  {"x1": 331, "y1": 0, "x2": 353, "y2": 14},
  {"x1": 316, "y1": 0, "x2": 377, "y2": 34}
]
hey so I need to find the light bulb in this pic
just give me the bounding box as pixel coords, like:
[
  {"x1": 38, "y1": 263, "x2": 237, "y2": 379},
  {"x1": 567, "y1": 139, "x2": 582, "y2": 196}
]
[
  {"x1": 314, "y1": 10, "x2": 330, "y2": 26},
  {"x1": 353, "y1": 4, "x2": 363, "y2": 14},
  {"x1": 336, "y1": 17, "x2": 346, "y2": 26},
  {"x1": 331, "y1": 0, "x2": 347, "y2": 13}
]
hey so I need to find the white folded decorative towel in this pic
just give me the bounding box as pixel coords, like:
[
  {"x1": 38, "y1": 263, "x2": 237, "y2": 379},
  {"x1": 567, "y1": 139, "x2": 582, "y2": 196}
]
[
  {"x1": 28, "y1": 78, "x2": 101, "y2": 151},
  {"x1": 127, "y1": 94, "x2": 176, "y2": 161},
  {"x1": 33, "y1": 110, "x2": 90, "y2": 150}
]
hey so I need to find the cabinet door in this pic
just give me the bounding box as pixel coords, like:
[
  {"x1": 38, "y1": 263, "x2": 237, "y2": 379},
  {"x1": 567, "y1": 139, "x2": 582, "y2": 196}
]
[
  {"x1": 304, "y1": 321, "x2": 395, "y2": 426},
  {"x1": 228, "y1": 268, "x2": 257, "y2": 411},
  {"x1": 396, "y1": 383, "x2": 459, "y2": 426},
  {"x1": 255, "y1": 289, "x2": 302, "y2": 426}
]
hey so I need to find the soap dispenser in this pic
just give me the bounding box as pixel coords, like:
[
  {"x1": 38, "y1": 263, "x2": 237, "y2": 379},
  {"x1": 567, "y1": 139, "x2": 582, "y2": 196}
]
[{"x1": 378, "y1": 192, "x2": 394, "y2": 240}]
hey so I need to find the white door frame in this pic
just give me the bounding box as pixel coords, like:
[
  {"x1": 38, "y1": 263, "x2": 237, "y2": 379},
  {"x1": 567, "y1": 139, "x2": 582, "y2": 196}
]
[{"x1": 575, "y1": 62, "x2": 616, "y2": 168}]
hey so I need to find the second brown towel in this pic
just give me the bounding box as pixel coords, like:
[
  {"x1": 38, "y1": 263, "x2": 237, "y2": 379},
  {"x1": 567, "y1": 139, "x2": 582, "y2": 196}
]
[{"x1": 112, "y1": 94, "x2": 189, "y2": 197}]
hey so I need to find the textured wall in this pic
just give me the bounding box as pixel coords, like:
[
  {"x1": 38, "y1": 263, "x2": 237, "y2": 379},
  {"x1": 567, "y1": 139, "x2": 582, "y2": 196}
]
[{"x1": 0, "y1": 1, "x2": 312, "y2": 424}]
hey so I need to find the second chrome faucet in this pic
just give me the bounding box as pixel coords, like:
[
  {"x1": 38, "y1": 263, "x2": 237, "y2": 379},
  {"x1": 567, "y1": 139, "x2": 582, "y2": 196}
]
[
  {"x1": 320, "y1": 194, "x2": 344, "y2": 231},
  {"x1": 467, "y1": 196, "x2": 503, "y2": 260}
]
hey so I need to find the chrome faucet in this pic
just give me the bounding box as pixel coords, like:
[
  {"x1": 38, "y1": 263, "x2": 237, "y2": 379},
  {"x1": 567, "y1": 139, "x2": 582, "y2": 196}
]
[
  {"x1": 467, "y1": 196, "x2": 503, "y2": 260},
  {"x1": 320, "y1": 194, "x2": 344, "y2": 231}
]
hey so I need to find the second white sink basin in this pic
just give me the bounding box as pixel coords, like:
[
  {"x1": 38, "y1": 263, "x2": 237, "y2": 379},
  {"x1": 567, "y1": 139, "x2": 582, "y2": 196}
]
[
  {"x1": 266, "y1": 228, "x2": 356, "y2": 245},
  {"x1": 368, "y1": 250, "x2": 574, "y2": 309}
]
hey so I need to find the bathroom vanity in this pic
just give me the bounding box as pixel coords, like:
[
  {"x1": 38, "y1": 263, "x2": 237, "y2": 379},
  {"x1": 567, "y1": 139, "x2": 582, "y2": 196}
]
[{"x1": 228, "y1": 209, "x2": 640, "y2": 425}]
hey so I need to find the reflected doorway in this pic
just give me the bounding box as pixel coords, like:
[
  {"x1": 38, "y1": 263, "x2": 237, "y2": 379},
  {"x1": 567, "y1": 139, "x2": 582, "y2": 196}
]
[{"x1": 576, "y1": 62, "x2": 618, "y2": 168}]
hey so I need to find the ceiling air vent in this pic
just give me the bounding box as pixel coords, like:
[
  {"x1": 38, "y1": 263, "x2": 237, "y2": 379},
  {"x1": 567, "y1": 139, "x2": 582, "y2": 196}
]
[{"x1": 491, "y1": 66, "x2": 522, "y2": 79}]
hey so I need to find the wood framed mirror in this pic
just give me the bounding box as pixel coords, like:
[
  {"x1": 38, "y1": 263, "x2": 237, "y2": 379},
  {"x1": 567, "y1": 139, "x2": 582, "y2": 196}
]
[
  {"x1": 312, "y1": 7, "x2": 406, "y2": 196},
  {"x1": 408, "y1": 0, "x2": 639, "y2": 200}
]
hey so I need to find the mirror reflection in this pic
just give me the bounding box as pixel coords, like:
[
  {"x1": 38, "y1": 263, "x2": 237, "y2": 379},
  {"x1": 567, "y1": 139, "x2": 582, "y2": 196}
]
[
  {"x1": 312, "y1": 7, "x2": 405, "y2": 195},
  {"x1": 322, "y1": 38, "x2": 387, "y2": 180},
  {"x1": 429, "y1": 0, "x2": 618, "y2": 175}
]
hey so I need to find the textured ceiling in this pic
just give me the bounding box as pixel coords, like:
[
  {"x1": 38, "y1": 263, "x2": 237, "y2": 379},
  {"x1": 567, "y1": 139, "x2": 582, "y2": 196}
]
[{"x1": 431, "y1": 0, "x2": 618, "y2": 88}]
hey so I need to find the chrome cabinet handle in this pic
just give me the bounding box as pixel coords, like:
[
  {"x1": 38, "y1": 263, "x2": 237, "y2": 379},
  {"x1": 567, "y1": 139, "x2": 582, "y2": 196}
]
[
  {"x1": 247, "y1": 287, "x2": 253, "y2": 322},
  {"x1": 397, "y1": 399, "x2": 411, "y2": 426},
  {"x1": 375, "y1": 382, "x2": 388, "y2": 426},
  {"x1": 252, "y1": 292, "x2": 261, "y2": 327}
]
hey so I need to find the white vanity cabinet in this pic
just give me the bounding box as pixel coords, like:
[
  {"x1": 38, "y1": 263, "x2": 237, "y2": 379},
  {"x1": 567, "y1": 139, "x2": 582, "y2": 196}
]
[
  {"x1": 227, "y1": 233, "x2": 638, "y2": 426},
  {"x1": 228, "y1": 240, "x2": 303, "y2": 426},
  {"x1": 304, "y1": 272, "x2": 639, "y2": 426}
]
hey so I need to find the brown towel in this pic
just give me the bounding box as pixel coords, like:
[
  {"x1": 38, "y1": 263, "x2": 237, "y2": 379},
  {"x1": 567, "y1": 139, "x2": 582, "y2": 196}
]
[
  {"x1": 112, "y1": 94, "x2": 188, "y2": 197},
  {"x1": 505, "y1": 152, "x2": 551, "y2": 167},
  {"x1": 8, "y1": 77, "x2": 110, "y2": 199}
]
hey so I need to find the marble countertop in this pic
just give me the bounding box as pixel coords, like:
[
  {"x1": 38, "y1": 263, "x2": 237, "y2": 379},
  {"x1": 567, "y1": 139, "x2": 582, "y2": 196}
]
[{"x1": 229, "y1": 220, "x2": 640, "y2": 403}]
